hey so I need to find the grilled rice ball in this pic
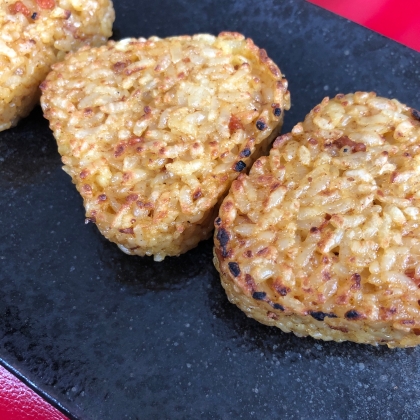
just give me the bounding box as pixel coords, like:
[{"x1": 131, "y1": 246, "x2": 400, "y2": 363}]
[
  {"x1": 214, "y1": 92, "x2": 420, "y2": 348},
  {"x1": 0, "y1": 0, "x2": 114, "y2": 131},
  {"x1": 41, "y1": 33, "x2": 290, "y2": 261}
]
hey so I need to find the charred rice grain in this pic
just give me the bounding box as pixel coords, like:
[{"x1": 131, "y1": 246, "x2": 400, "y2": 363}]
[
  {"x1": 234, "y1": 161, "x2": 247, "y2": 172},
  {"x1": 228, "y1": 262, "x2": 241, "y2": 277},
  {"x1": 217, "y1": 228, "x2": 230, "y2": 248},
  {"x1": 345, "y1": 310, "x2": 362, "y2": 320},
  {"x1": 252, "y1": 291, "x2": 267, "y2": 300},
  {"x1": 309, "y1": 311, "x2": 337, "y2": 321},
  {"x1": 256, "y1": 120, "x2": 266, "y2": 130}
]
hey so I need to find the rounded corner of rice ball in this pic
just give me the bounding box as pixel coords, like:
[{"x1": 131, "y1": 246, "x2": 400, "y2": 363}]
[
  {"x1": 214, "y1": 91, "x2": 420, "y2": 347},
  {"x1": 40, "y1": 32, "x2": 290, "y2": 261},
  {"x1": 0, "y1": 0, "x2": 115, "y2": 132}
]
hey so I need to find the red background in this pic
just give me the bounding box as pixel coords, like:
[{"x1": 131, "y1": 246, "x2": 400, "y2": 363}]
[
  {"x1": 308, "y1": 0, "x2": 420, "y2": 52},
  {"x1": 0, "y1": 365, "x2": 68, "y2": 420}
]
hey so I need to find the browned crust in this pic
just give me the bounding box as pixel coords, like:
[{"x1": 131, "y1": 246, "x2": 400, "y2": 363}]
[
  {"x1": 41, "y1": 32, "x2": 290, "y2": 260},
  {"x1": 214, "y1": 92, "x2": 420, "y2": 347}
]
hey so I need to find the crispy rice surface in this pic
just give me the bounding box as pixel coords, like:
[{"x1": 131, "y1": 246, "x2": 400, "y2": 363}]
[
  {"x1": 0, "y1": 0, "x2": 114, "y2": 131},
  {"x1": 214, "y1": 92, "x2": 420, "y2": 347},
  {"x1": 41, "y1": 33, "x2": 290, "y2": 260}
]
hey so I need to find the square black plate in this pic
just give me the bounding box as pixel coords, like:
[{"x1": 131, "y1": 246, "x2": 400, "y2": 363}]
[{"x1": 1, "y1": 1, "x2": 420, "y2": 418}]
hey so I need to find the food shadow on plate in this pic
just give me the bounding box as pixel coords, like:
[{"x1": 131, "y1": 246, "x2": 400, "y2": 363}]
[
  {"x1": 0, "y1": 106, "x2": 59, "y2": 188},
  {"x1": 97, "y1": 229, "x2": 214, "y2": 295},
  {"x1": 206, "y1": 262, "x2": 418, "y2": 362}
]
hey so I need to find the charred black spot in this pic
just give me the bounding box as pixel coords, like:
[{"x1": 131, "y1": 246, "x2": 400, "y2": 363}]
[
  {"x1": 31, "y1": 12, "x2": 37, "y2": 19},
  {"x1": 308, "y1": 311, "x2": 337, "y2": 321},
  {"x1": 234, "y1": 160, "x2": 246, "y2": 172},
  {"x1": 216, "y1": 228, "x2": 230, "y2": 257},
  {"x1": 412, "y1": 108, "x2": 420, "y2": 121},
  {"x1": 310, "y1": 227, "x2": 319, "y2": 234},
  {"x1": 256, "y1": 120, "x2": 266, "y2": 131},
  {"x1": 345, "y1": 310, "x2": 361, "y2": 320},
  {"x1": 228, "y1": 262, "x2": 241, "y2": 277},
  {"x1": 274, "y1": 107, "x2": 282, "y2": 117},
  {"x1": 215, "y1": 217, "x2": 222, "y2": 226},
  {"x1": 272, "y1": 303, "x2": 284, "y2": 311},
  {"x1": 217, "y1": 228, "x2": 229, "y2": 247},
  {"x1": 252, "y1": 291, "x2": 267, "y2": 300},
  {"x1": 240, "y1": 148, "x2": 251, "y2": 158}
]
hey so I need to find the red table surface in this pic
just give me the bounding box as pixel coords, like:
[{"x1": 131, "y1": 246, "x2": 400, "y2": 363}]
[
  {"x1": 307, "y1": 0, "x2": 420, "y2": 52},
  {"x1": 0, "y1": 365, "x2": 68, "y2": 420}
]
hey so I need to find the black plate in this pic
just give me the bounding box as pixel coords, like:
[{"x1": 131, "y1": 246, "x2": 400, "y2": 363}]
[{"x1": 1, "y1": 1, "x2": 420, "y2": 418}]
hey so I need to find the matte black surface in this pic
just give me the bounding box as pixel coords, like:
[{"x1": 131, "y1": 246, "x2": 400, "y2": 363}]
[{"x1": 1, "y1": 1, "x2": 420, "y2": 419}]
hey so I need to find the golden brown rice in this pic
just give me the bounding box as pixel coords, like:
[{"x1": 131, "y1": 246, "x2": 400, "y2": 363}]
[
  {"x1": 41, "y1": 32, "x2": 290, "y2": 260},
  {"x1": 0, "y1": 0, "x2": 114, "y2": 131},
  {"x1": 214, "y1": 92, "x2": 420, "y2": 347}
]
